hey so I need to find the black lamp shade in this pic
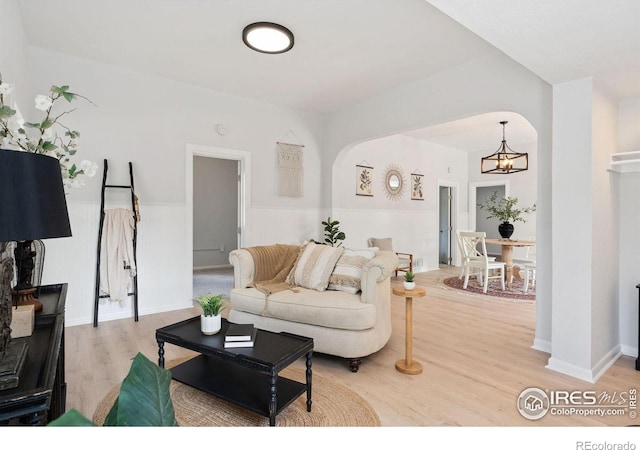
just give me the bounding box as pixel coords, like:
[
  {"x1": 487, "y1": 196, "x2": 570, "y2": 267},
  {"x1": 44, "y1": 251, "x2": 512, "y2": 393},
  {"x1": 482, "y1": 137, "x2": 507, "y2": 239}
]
[{"x1": 0, "y1": 149, "x2": 72, "y2": 242}]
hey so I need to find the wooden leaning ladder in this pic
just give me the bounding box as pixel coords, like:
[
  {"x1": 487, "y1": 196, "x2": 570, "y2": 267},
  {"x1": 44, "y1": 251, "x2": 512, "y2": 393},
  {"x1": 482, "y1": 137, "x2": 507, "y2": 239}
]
[{"x1": 93, "y1": 159, "x2": 140, "y2": 327}]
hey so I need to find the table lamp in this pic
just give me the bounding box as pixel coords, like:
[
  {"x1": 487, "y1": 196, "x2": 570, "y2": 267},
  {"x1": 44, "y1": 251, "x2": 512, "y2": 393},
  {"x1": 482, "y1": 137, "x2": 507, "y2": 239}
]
[{"x1": 0, "y1": 149, "x2": 72, "y2": 390}]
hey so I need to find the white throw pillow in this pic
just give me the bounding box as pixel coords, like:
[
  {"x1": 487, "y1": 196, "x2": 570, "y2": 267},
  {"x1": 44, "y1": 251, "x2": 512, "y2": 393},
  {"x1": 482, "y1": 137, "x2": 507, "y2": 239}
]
[
  {"x1": 328, "y1": 247, "x2": 378, "y2": 294},
  {"x1": 288, "y1": 242, "x2": 344, "y2": 292}
]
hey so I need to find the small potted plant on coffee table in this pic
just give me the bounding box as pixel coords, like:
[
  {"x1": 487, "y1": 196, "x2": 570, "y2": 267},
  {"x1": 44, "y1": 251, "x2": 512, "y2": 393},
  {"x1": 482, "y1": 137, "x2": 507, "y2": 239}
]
[
  {"x1": 403, "y1": 271, "x2": 416, "y2": 291},
  {"x1": 196, "y1": 294, "x2": 226, "y2": 335}
]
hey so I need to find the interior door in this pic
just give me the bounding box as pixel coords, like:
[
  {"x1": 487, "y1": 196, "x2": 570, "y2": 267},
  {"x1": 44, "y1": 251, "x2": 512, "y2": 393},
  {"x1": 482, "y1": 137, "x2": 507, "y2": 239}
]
[
  {"x1": 193, "y1": 156, "x2": 239, "y2": 269},
  {"x1": 439, "y1": 186, "x2": 452, "y2": 265},
  {"x1": 476, "y1": 185, "x2": 505, "y2": 257}
]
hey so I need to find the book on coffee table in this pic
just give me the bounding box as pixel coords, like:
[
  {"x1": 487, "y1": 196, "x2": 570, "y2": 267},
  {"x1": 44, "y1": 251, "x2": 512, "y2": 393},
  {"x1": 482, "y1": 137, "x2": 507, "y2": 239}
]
[
  {"x1": 224, "y1": 327, "x2": 257, "y2": 348},
  {"x1": 225, "y1": 323, "x2": 256, "y2": 342}
]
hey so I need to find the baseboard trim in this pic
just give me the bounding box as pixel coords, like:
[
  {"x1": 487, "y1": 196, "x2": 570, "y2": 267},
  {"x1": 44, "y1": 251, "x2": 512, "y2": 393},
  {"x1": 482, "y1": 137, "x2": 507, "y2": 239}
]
[
  {"x1": 545, "y1": 345, "x2": 622, "y2": 383},
  {"x1": 65, "y1": 301, "x2": 195, "y2": 327},
  {"x1": 194, "y1": 264, "x2": 233, "y2": 271},
  {"x1": 591, "y1": 345, "x2": 622, "y2": 382},
  {"x1": 531, "y1": 338, "x2": 551, "y2": 354},
  {"x1": 546, "y1": 357, "x2": 596, "y2": 383}
]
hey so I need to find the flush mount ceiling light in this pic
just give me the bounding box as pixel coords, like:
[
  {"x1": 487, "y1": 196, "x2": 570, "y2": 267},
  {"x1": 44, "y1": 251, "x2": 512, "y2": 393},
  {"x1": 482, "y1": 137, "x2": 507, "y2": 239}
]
[
  {"x1": 481, "y1": 121, "x2": 529, "y2": 174},
  {"x1": 242, "y1": 22, "x2": 294, "y2": 54}
]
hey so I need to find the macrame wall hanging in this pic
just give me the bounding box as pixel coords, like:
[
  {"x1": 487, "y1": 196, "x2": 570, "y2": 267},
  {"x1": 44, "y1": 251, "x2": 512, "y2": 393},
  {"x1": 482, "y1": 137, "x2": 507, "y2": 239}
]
[{"x1": 277, "y1": 141, "x2": 304, "y2": 197}]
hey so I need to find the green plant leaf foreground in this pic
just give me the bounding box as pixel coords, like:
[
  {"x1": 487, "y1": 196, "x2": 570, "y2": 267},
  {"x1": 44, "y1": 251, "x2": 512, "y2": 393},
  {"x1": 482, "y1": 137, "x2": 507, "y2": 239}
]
[
  {"x1": 104, "y1": 352, "x2": 177, "y2": 426},
  {"x1": 47, "y1": 408, "x2": 95, "y2": 426},
  {"x1": 48, "y1": 352, "x2": 177, "y2": 427}
]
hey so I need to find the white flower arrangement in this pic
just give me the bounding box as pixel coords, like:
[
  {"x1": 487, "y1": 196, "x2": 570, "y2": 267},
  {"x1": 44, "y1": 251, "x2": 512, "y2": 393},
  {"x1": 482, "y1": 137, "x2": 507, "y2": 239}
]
[{"x1": 0, "y1": 73, "x2": 97, "y2": 188}]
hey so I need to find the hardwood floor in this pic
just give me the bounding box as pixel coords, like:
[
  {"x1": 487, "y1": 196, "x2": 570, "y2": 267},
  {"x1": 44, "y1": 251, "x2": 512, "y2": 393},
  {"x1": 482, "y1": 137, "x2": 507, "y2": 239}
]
[{"x1": 65, "y1": 265, "x2": 639, "y2": 428}]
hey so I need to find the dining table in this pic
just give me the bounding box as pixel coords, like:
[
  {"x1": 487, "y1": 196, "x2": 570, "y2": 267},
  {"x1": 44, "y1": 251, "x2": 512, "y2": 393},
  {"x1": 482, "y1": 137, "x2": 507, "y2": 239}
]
[{"x1": 484, "y1": 238, "x2": 536, "y2": 289}]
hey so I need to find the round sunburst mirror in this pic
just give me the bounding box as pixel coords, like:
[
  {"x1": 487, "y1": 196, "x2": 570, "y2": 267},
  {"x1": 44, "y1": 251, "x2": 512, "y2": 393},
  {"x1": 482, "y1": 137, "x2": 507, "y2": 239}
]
[{"x1": 383, "y1": 165, "x2": 405, "y2": 200}]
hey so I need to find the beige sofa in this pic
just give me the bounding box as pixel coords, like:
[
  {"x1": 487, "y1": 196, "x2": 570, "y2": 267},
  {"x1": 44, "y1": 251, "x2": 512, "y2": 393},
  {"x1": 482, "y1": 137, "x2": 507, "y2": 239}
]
[{"x1": 228, "y1": 245, "x2": 398, "y2": 372}]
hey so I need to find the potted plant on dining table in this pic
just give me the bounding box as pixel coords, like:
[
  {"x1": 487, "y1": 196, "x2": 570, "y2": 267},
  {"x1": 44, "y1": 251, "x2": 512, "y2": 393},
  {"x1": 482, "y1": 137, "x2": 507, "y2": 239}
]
[{"x1": 478, "y1": 191, "x2": 536, "y2": 239}]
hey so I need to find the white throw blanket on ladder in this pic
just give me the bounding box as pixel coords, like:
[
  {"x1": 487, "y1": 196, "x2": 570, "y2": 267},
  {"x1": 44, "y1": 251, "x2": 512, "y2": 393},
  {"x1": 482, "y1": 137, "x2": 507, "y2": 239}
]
[{"x1": 99, "y1": 208, "x2": 136, "y2": 302}]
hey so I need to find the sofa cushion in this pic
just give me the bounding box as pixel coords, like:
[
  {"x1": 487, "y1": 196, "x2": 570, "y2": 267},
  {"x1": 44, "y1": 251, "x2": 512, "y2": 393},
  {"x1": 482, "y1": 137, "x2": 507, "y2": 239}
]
[
  {"x1": 229, "y1": 287, "x2": 377, "y2": 330},
  {"x1": 328, "y1": 247, "x2": 378, "y2": 294},
  {"x1": 287, "y1": 241, "x2": 344, "y2": 291}
]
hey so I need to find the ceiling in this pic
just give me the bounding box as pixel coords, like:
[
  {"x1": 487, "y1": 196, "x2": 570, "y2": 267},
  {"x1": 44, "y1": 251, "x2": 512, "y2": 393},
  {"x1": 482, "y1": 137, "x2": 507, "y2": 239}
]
[
  {"x1": 17, "y1": 0, "x2": 496, "y2": 115},
  {"x1": 17, "y1": 0, "x2": 640, "y2": 152},
  {"x1": 426, "y1": 0, "x2": 640, "y2": 100},
  {"x1": 404, "y1": 112, "x2": 536, "y2": 153}
]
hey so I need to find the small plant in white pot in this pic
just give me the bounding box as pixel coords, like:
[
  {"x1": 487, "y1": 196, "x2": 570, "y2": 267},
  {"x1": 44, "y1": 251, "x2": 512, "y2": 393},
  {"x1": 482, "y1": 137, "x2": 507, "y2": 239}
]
[
  {"x1": 403, "y1": 271, "x2": 416, "y2": 291},
  {"x1": 195, "y1": 294, "x2": 226, "y2": 335}
]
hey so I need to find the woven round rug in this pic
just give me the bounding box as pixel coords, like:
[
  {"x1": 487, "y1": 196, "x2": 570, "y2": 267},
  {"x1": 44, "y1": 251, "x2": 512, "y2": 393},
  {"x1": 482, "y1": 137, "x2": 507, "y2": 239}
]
[
  {"x1": 93, "y1": 357, "x2": 380, "y2": 427},
  {"x1": 443, "y1": 276, "x2": 535, "y2": 302}
]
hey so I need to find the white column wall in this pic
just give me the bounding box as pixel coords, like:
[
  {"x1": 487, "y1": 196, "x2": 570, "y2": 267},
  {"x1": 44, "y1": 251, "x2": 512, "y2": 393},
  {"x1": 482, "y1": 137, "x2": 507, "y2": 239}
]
[
  {"x1": 549, "y1": 78, "x2": 594, "y2": 378},
  {"x1": 590, "y1": 86, "x2": 620, "y2": 372},
  {"x1": 618, "y1": 96, "x2": 640, "y2": 357},
  {"x1": 549, "y1": 78, "x2": 622, "y2": 382}
]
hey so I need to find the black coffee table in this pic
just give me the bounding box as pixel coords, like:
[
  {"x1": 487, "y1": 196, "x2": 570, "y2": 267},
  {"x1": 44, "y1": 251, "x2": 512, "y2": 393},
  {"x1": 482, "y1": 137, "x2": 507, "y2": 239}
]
[{"x1": 155, "y1": 317, "x2": 313, "y2": 426}]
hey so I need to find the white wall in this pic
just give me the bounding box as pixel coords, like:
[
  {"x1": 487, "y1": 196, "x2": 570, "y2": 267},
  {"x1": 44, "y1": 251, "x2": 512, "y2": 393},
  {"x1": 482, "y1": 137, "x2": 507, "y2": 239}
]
[
  {"x1": 26, "y1": 47, "x2": 328, "y2": 325},
  {"x1": 333, "y1": 134, "x2": 468, "y2": 272},
  {"x1": 0, "y1": 0, "x2": 28, "y2": 107},
  {"x1": 617, "y1": 96, "x2": 640, "y2": 358}
]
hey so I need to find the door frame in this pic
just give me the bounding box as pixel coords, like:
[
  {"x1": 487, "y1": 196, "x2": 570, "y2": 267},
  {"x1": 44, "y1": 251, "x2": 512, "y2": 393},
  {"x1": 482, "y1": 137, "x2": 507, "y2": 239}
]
[
  {"x1": 185, "y1": 144, "x2": 251, "y2": 280},
  {"x1": 436, "y1": 180, "x2": 459, "y2": 266}
]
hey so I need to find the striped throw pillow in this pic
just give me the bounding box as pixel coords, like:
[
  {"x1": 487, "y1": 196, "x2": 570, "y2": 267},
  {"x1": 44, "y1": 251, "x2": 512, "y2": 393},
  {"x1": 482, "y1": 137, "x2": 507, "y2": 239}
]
[
  {"x1": 287, "y1": 242, "x2": 344, "y2": 292},
  {"x1": 328, "y1": 248, "x2": 378, "y2": 294}
]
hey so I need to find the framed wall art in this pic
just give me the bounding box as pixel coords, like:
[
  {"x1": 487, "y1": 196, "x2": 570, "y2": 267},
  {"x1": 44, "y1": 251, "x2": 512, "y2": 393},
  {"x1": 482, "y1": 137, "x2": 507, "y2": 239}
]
[
  {"x1": 411, "y1": 173, "x2": 424, "y2": 200},
  {"x1": 356, "y1": 164, "x2": 374, "y2": 196}
]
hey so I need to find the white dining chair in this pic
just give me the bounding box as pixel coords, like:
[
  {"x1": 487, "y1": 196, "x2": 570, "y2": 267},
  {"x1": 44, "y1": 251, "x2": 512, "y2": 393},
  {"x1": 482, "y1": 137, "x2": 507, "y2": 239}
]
[
  {"x1": 514, "y1": 238, "x2": 536, "y2": 293},
  {"x1": 456, "y1": 230, "x2": 496, "y2": 280},
  {"x1": 523, "y1": 261, "x2": 536, "y2": 293},
  {"x1": 459, "y1": 231, "x2": 505, "y2": 294},
  {"x1": 510, "y1": 237, "x2": 535, "y2": 284}
]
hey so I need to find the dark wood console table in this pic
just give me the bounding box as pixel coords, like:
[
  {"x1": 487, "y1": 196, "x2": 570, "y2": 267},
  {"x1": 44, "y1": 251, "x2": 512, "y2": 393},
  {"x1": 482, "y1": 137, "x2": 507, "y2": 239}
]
[{"x1": 0, "y1": 284, "x2": 67, "y2": 425}]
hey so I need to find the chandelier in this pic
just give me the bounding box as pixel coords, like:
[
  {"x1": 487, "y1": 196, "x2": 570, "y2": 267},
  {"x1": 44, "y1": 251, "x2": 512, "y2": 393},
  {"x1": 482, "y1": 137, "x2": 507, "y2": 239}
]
[{"x1": 481, "y1": 121, "x2": 528, "y2": 174}]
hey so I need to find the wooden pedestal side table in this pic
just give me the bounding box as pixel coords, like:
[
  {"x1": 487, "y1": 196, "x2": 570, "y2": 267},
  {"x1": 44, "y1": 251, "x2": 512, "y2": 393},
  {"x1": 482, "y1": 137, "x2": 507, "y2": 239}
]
[{"x1": 392, "y1": 286, "x2": 426, "y2": 375}]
